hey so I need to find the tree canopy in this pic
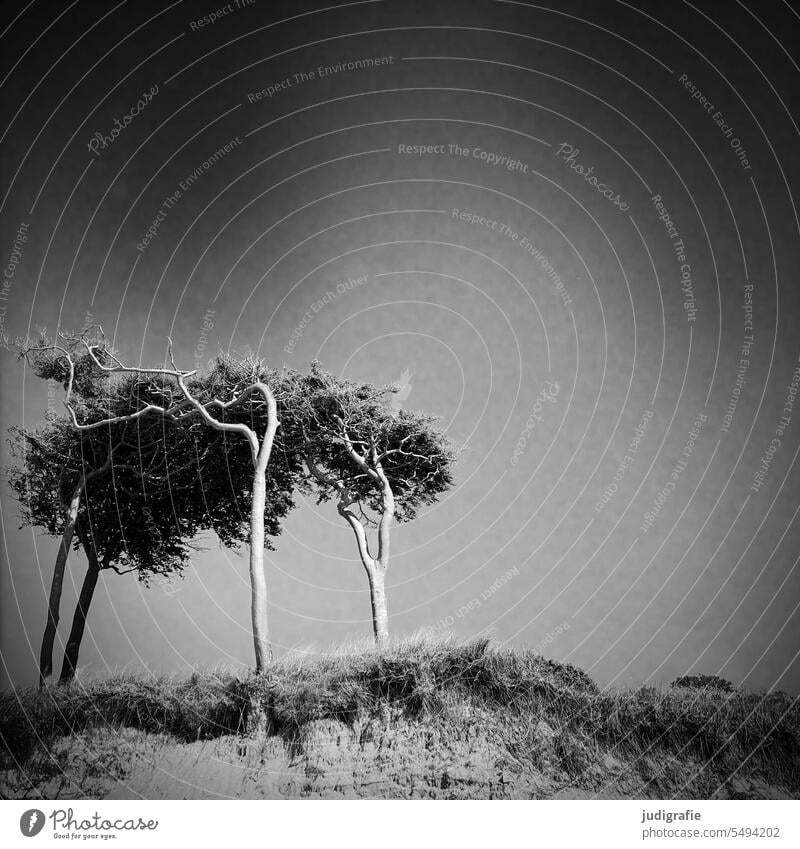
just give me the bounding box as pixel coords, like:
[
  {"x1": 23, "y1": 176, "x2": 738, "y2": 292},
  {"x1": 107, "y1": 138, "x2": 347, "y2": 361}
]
[
  {"x1": 287, "y1": 362, "x2": 455, "y2": 522},
  {"x1": 8, "y1": 329, "x2": 459, "y2": 663},
  {"x1": 282, "y1": 362, "x2": 457, "y2": 644},
  {"x1": 8, "y1": 334, "x2": 305, "y2": 677}
]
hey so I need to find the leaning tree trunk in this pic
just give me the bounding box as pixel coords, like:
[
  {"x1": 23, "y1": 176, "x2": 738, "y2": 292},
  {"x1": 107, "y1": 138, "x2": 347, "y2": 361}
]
[
  {"x1": 39, "y1": 478, "x2": 85, "y2": 687},
  {"x1": 59, "y1": 528, "x2": 101, "y2": 684}
]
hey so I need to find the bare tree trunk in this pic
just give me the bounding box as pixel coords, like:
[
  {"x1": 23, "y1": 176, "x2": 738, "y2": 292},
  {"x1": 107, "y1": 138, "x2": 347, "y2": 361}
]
[
  {"x1": 248, "y1": 387, "x2": 279, "y2": 673},
  {"x1": 371, "y1": 473, "x2": 393, "y2": 647},
  {"x1": 176, "y1": 378, "x2": 278, "y2": 672},
  {"x1": 39, "y1": 479, "x2": 84, "y2": 687},
  {"x1": 307, "y1": 449, "x2": 394, "y2": 648},
  {"x1": 337, "y1": 501, "x2": 390, "y2": 646},
  {"x1": 368, "y1": 566, "x2": 390, "y2": 646},
  {"x1": 59, "y1": 532, "x2": 101, "y2": 684},
  {"x1": 249, "y1": 470, "x2": 270, "y2": 671}
]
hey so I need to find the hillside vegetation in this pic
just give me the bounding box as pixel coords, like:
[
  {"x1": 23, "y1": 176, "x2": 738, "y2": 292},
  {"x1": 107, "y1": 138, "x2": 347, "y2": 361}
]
[{"x1": 1, "y1": 637, "x2": 797, "y2": 799}]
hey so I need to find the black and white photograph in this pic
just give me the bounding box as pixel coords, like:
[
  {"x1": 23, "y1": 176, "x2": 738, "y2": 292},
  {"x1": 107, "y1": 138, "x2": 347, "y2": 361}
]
[{"x1": 0, "y1": 0, "x2": 799, "y2": 842}]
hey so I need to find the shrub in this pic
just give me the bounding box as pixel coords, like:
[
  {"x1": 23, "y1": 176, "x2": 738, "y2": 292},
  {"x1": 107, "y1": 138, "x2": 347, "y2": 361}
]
[{"x1": 671, "y1": 674, "x2": 736, "y2": 692}]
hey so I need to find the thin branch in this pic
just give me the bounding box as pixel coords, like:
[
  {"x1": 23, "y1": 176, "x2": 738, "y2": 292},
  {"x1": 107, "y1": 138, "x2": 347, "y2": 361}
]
[
  {"x1": 338, "y1": 499, "x2": 374, "y2": 567},
  {"x1": 333, "y1": 416, "x2": 379, "y2": 481},
  {"x1": 105, "y1": 564, "x2": 139, "y2": 576}
]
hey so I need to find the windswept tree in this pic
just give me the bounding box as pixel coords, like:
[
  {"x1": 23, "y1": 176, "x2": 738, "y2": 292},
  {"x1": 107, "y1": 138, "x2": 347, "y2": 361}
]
[
  {"x1": 54, "y1": 444, "x2": 205, "y2": 684},
  {"x1": 7, "y1": 406, "x2": 298, "y2": 683},
  {"x1": 7, "y1": 418, "x2": 125, "y2": 684},
  {"x1": 4, "y1": 342, "x2": 143, "y2": 685},
  {"x1": 5, "y1": 403, "x2": 251, "y2": 683},
  {"x1": 55, "y1": 416, "x2": 264, "y2": 683},
  {"x1": 14, "y1": 329, "x2": 300, "y2": 672},
  {"x1": 288, "y1": 364, "x2": 457, "y2": 645}
]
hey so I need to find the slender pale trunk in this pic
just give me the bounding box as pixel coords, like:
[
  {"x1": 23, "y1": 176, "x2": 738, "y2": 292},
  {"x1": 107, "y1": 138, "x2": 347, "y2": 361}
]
[
  {"x1": 249, "y1": 469, "x2": 270, "y2": 671},
  {"x1": 370, "y1": 474, "x2": 393, "y2": 647},
  {"x1": 339, "y1": 476, "x2": 394, "y2": 647},
  {"x1": 248, "y1": 388, "x2": 279, "y2": 673},
  {"x1": 367, "y1": 565, "x2": 389, "y2": 646},
  {"x1": 308, "y1": 442, "x2": 395, "y2": 647},
  {"x1": 176, "y1": 377, "x2": 278, "y2": 672},
  {"x1": 39, "y1": 478, "x2": 85, "y2": 687},
  {"x1": 59, "y1": 529, "x2": 101, "y2": 684}
]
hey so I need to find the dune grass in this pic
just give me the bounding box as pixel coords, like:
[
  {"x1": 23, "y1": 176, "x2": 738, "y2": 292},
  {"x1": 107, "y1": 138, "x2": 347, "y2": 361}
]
[{"x1": 1, "y1": 636, "x2": 798, "y2": 795}]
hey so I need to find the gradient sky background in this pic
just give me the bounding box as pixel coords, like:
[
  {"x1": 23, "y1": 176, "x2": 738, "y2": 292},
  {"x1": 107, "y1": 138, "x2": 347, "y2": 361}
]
[{"x1": 1, "y1": 0, "x2": 799, "y2": 693}]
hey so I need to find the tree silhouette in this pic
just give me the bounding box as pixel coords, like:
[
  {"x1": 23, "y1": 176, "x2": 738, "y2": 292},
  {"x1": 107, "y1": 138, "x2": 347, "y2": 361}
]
[
  {"x1": 5, "y1": 342, "x2": 142, "y2": 685},
  {"x1": 5, "y1": 408, "x2": 261, "y2": 683},
  {"x1": 288, "y1": 364, "x2": 456, "y2": 645},
  {"x1": 12, "y1": 329, "x2": 300, "y2": 674}
]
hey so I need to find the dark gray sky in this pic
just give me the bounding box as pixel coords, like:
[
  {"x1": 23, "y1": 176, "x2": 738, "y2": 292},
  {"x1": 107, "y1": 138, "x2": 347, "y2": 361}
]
[{"x1": 2, "y1": 0, "x2": 799, "y2": 692}]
